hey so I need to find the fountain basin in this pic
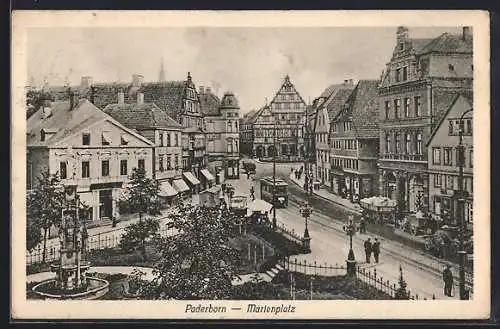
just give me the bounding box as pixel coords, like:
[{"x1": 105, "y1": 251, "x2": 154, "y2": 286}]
[{"x1": 31, "y1": 277, "x2": 109, "y2": 300}]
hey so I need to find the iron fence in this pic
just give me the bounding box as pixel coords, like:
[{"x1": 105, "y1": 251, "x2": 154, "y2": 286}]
[
  {"x1": 279, "y1": 257, "x2": 346, "y2": 277},
  {"x1": 26, "y1": 226, "x2": 176, "y2": 265}
]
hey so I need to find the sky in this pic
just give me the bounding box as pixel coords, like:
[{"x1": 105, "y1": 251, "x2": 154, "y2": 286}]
[{"x1": 27, "y1": 27, "x2": 464, "y2": 114}]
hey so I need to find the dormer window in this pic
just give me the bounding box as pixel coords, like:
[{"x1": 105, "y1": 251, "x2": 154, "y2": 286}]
[
  {"x1": 448, "y1": 64, "x2": 455, "y2": 71},
  {"x1": 102, "y1": 131, "x2": 111, "y2": 145},
  {"x1": 82, "y1": 133, "x2": 90, "y2": 145},
  {"x1": 121, "y1": 134, "x2": 130, "y2": 145},
  {"x1": 399, "y1": 42, "x2": 404, "y2": 51}
]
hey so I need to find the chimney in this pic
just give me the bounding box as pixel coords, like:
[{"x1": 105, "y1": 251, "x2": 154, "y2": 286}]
[
  {"x1": 80, "y1": 76, "x2": 93, "y2": 88},
  {"x1": 199, "y1": 86, "x2": 205, "y2": 94},
  {"x1": 206, "y1": 87, "x2": 212, "y2": 94},
  {"x1": 137, "y1": 92, "x2": 144, "y2": 105},
  {"x1": 132, "y1": 74, "x2": 144, "y2": 87},
  {"x1": 118, "y1": 90, "x2": 125, "y2": 104},
  {"x1": 462, "y1": 26, "x2": 472, "y2": 40}
]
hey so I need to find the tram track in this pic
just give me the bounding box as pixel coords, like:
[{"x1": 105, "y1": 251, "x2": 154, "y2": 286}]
[{"x1": 285, "y1": 196, "x2": 473, "y2": 290}]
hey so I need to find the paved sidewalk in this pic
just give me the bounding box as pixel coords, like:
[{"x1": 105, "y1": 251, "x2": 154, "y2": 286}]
[{"x1": 289, "y1": 174, "x2": 363, "y2": 214}]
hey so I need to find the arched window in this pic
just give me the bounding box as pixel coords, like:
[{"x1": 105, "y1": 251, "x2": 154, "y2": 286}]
[
  {"x1": 405, "y1": 133, "x2": 411, "y2": 154},
  {"x1": 385, "y1": 133, "x2": 391, "y2": 153},
  {"x1": 416, "y1": 133, "x2": 423, "y2": 154},
  {"x1": 395, "y1": 133, "x2": 401, "y2": 154}
]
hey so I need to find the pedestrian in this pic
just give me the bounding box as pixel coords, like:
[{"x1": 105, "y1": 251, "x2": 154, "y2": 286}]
[
  {"x1": 364, "y1": 238, "x2": 372, "y2": 263},
  {"x1": 372, "y1": 238, "x2": 380, "y2": 263},
  {"x1": 359, "y1": 218, "x2": 366, "y2": 234},
  {"x1": 247, "y1": 171, "x2": 251, "y2": 179},
  {"x1": 443, "y1": 265, "x2": 454, "y2": 297},
  {"x1": 250, "y1": 186, "x2": 255, "y2": 201}
]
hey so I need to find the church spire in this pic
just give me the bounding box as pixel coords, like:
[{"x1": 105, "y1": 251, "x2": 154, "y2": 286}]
[{"x1": 159, "y1": 57, "x2": 166, "y2": 82}]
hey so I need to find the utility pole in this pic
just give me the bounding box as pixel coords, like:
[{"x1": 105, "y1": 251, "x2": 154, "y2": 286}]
[
  {"x1": 272, "y1": 116, "x2": 277, "y2": 230},
  {"x1": 456, "y1": 108, "x2": 473, "y2": 300}
]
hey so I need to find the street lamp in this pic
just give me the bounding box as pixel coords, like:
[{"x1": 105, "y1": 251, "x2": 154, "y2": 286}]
[
  {"x1": 455, "y1": 108, "x2": 473, "y2": 300},
  {"x1": 299, "y1": 201, "x2": 312, "y2": 252},
  {"x1": 343, "y1": 215, "x2": 359, "y2": 276}
]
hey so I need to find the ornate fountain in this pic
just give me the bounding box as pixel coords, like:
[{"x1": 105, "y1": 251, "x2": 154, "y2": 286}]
[{"x1": 32, "y1": 185, "x2": 109, "y2": 300}]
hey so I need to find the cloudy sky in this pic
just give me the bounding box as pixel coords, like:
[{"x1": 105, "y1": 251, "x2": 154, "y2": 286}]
[{"x1": 27, "y1": 26, "x2": 463, "y2": 114}]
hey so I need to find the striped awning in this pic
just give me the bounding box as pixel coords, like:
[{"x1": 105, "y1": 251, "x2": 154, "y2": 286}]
[
  {"x1": 158, "y1": 181, "x2": 178, "y2": 197},
  {"x1": 183, "y1": 171, "x2": 200, "y2": 185},
  {"x1": 200, "y1": 169, "x2": 215, "y2": 181},
  {"x1": 173, "y1": 179, "x2": 190, "y2": 193}
]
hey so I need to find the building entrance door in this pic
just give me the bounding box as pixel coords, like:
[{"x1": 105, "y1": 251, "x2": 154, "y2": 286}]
[{"x1": 99, "y1": 189, "x2": 113, "y2": 220}]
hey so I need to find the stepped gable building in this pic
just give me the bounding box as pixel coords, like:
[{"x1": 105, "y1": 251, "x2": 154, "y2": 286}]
[
  {"x1": 312, "y1": 80, "x2": 356, "y2": 184},
  {"x1": 103, "y1": 94, "x2": 190, "y2": 201},
  {"x1": 254, "y1": 75, "x2": 307, "y2": 160},
  {"x1": 426, "y1": 92, "x2": 473, "y2": 228},
  {"x1": 204, "y1": 91, "x2": 241, "y2": 180},
  {"x1": 377, "y1": 26, "x2": 473, "y2": 216},
  {"x1": 329, "y1": 80, "x2": 380, "y2": 201},
  {"x1": 27, "y1": 94, "x2": 154, "y2": 224}
]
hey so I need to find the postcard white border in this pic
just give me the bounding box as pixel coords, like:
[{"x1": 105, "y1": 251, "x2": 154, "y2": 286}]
[{"x1": 11, "y1": 10, "x2": 491, "y2": 320}]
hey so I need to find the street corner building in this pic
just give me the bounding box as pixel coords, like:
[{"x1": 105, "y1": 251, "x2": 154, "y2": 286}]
[
  {"x1": 377, "y1": 26, "x2": 473, "y2": 215},
  {"x1": 328, "y1": 79, "x2": 380, "y2": 202},
  {"x1": 202, "y1": 89, "x2": 241, "y2": 181},
  {"x1": 251, "y1": 75, "x2": 308, "y2": 162},
  {"x1": 26, "y1": 96, "x2": 155, "y2": 225}
]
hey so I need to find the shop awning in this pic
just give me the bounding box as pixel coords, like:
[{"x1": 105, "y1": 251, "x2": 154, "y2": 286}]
[
  {"x1": 158, "y1": 181, "x2": 178, "y2": 197},
  {"x1": 173, "y1": 179, "x2": 190, "y2": 193},
  {"x1": 183, "y1": 171, "x2": 200, "y2": 185},
  {"x1": 200, "y1": 169, "x2": 215, "y2": 181},
  {"x1": 247, "y1": 199, "x2": 273, "y2": 214}
]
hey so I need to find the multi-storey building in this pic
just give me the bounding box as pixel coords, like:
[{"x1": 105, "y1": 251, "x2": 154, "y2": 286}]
[
  {"x1": 203, "y1": 91, "x2": 241, "y2": 180},
  {"x1": 103, "y1": 92, "x2": 194, "y2": 201},
  {"x1": 239, "y1": 109, "x2": 259, "y2": 157},
  {"x1": 313, "y1": 80, "x2": 356, "y2": 184},
  {"x1": 329, "y1": 80, "x2": 380, "y2": 201},
  {"x1": 377, "y1": 26, "x2": 473, "y2": 215},
  {"x1": 27, "y1": 96, "x2": 154, "y2": 224},
  {"x1": 253, "y1": 75, "x2": 307, "y2": 161},
  {"x1": 252, "y1": 105, "x2": 274, "y2": 159},
  {"x1": 427, "y1": 92, "x2": 473, "y2": 228}
]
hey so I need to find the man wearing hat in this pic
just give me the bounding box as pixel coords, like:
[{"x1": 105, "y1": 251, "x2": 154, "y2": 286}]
[{"x1": 442, "y1": 265, "x2": 454, "y2": 297}]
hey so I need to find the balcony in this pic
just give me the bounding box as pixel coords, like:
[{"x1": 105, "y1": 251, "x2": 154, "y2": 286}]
[{"x1": 381, "y1": 153, "x2": 425, "y2": 162}]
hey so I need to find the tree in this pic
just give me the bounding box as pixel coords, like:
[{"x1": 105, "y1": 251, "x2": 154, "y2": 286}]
[
  {"x1": 26, "y1": 215, "x2": 42, "y2": 252},
  {"x1": 27, "y1": 171, "x2": 66, "y2": 262},
  {"x1": 120, "y1": 167, "x2": 160, "y2": 223},
  {"x1": 27, "y1": 170, "x2": 90, "y2": 261},
  {"x1": 131, "y1": 203, "x2": 241, "y2": 299},
  {"x1": 119, "y1": 217, "x2": 160, "y2": 259},
  {"x1": 26, "y1": 89, "x2": 54, "y2": 119}
]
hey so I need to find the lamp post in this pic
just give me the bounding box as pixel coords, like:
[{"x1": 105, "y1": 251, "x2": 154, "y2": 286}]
[
  {"x1": 456, "y1": 108, "x2": 473, "y2": 300},
  {"x1": 272, "y1": 117, "x2": 278, "y2": 231},
  {"x1": 343, "y1": 215, "x2": 359, "y2": 276},
  {"x1": 299, "y1": 201, "x2": 312, "y2": 252}
]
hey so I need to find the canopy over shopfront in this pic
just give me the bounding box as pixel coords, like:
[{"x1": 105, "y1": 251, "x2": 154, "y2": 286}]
[
  {"x1": 158, "y1": 181, "x2": 178, "y2": 197},
  {"x1": 246, "y1": 199, "x2": 273, "y2": 216},
  {"x1": 172, "y1": 179, "x2": 190, "y2": 193},
  {"x1": 200, "y1": 169, "x2": 215, "y2": 182},
  {"x1": 360, "y1": 196, "x2": 397, "y2": 213},
  {"x1": 183, "y1": 171, "x2": 200, "y2": 186}
]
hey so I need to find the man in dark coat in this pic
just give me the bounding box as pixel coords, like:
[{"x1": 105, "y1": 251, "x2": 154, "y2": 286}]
[
  {"x1": 364, "y1": 238, "x2": 372, "y2": 263},
  {"x1": 372, "y1": 238, "x2": 380, "y2": 263},
  {"x1": 443, "y1": 265, "x2": 454, "y2": 297}
]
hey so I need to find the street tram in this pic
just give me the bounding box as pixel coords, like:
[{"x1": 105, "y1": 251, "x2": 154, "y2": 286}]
[{"x1": 260, "y1": 177, "x2": 288, "y2": 208}]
